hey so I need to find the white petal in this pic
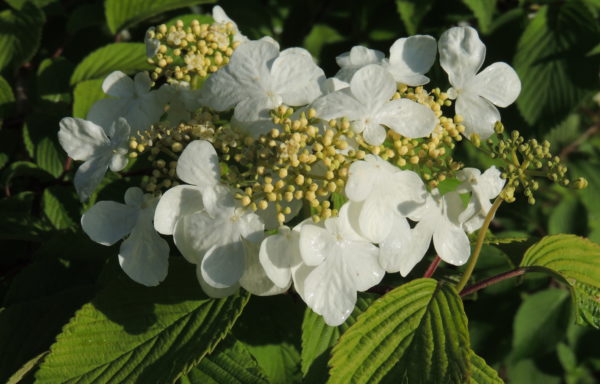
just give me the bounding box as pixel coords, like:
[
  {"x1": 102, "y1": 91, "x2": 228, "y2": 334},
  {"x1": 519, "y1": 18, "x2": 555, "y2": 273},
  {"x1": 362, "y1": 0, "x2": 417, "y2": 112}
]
[
  {"x1": 102, "y1": 71, "x2": 134, "y2": 98},
  {"x1": 232, "y1": 95, "x2": 275, "y2": 126},
  {"x1": 124, "y1": 187, "x2": 144, "y2": 207},
  {"x1": 201, "y1": 184, "x2": 236, "y2": 218},
  {"x1": 377, "y1": 98, "x2": 437, "y2": 138},
  {"x1": 342, "y1": 240, "x2": 383, "y2": 291},
  {"x1": 344, "y1": 160, "x2": 377, "y2": 202},
  {"x1": 303, "y1": 254, "x2": 356, "y2": 326},
  {"x1": 378, "y1": 215, "x2": 412, "y2": 273},
  {"x1": 86, "y1": 98, "x2": 129, "y2": 132},
  {"x1": 480, "y1": 166, "x2": 505, "y2": 198},
  {"x1": 310, "y1": 90, "x2": 364, "y2": 121},
  {"x1": 337, "y1": 46, "x2": 385, "y2": 68},
  {"x1": 118, "y1": 208, "x2": 169, "y2": 286},
  {"x1": 389, "y1": 170, "x2": 428, "y2": 215},
  {"x1": 240, "y1": 237, "x2": 289, "y2": 296},
  {"x1": 176, "y1": 140, "x2": 220, "y2": 188},
  {"x1": 400, "y1": 217, "x2": 435, "y2": 276},
  {"x1": 259, "y1": 229, "x2": 296, "y2": 288},
  {"x1": 108, "y1": 117, "x2": 131, "y2": 147},
  {"x1": 173, "y1": 210, "x2": 234, "y2": 264},
  {"x1": 439, "y1": 26, "x2": 486, "y2": 88},
  {"x1": 361, "y1": 122, "x2": 387, "y2": 146},
  {"x1": 388, "y1": 35, "x2": 437, "y2": 85},
  {"x1": 466, "y1": 62, "x2": 521, "y2": 108},
  {"x1": 271, "y1": 51, "x2": 324, "y2": 106},
  {"x1": 299, "y1": 223, "x2": 333, "y2": 266},
  {"x1": 81, "y1": 201, "x2": 137, "y2": 245},
  {"x1": 321, "y1": 77, "x2": 349, "y2": 94},
  {"x1": 154, "y1": 185, "x2": 204, "y2": 235},
  {"x1": 239, "y1": 210, "x2": 265, "y2": 243},
  {"x1": 58, "y1": 118, "x2": 109, "y2": 161},
  {"x1": 350, "y1": 65, "x2": 396, "y2": 109},
  {"x1": 74, "y1": 155, "x2": 110, "y2": 201},
  {"x1": 433, "y1": 218, "x2": 471, "y2": 266},
  {"x1": 200, "y1": 67, "x2": 248, "y2": 111},
  {"x1": 200, "y1": 242, "x2": 245, "y2": 289},
  {"x1": 228, "y1": 40, "x2": 278, "y2": 89},
  {"x1": 133, "y1": 72, "x2": 152, "y2": 95},
  {"x1": 196, "y1": 263, "x2": 240, "y2": 298},
  {"x1": 358, "y1": 195, "x2": 394, "y2": 243},
  {"x1": 456, "y1": 92, "x2": 500, "y2": 139},
  {"x1": 109, "y1": 154, "x2": 128, "y2": 172}
]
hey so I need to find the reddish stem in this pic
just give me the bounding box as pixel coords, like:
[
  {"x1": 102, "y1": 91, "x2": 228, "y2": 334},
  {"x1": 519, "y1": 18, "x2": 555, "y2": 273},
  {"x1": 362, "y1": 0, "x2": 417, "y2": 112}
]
[
  {"x1": 460, "y1": 268, "x2": 526, "y2": 297},
  {"x1": 423, "y1": 256, "x2": 442, "y2": 278}
]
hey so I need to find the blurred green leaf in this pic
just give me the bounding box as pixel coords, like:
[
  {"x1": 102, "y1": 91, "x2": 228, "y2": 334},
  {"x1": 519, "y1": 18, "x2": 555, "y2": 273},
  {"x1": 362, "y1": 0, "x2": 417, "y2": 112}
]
[
  {"x1": 35, "y1": 137, "x2": 65, "y2": 178},
  {"x1": 463, "y1": 0, "x2": 496, "y2": 34},
  {"x1": 37, "y1": 57, "x2": 74, "y2": 103},
  {"x1": 35, "y1": 258, "x2": 250, "y2": 384},
  {"x1": 395, "y1": 0, "x2": 434, "y2": 35},
  {"x1": 329, "y1": 279, "x2": 470, "y2": 384},
  {"x1": 72, "y1": 78, "x2": 107, "y2": 118},
  {"x1": 104, "y1": 0, "x2": 217, "y2": 34},
  {"x1": 303, "y1": 24, "x2": 344, "y2": 60},
  {"x1": 70, "y1": 43, "x2": 152, "y2": 85},
  {"x1": 42, "y1": 186, "x2": 79, "y2": 230},
  {"x1": 0, "y1": 3, "x2": 45, "y2": 71},
  {"x1": 508, "y1": 359, "x2": 561, "y2": 384},
  {"x1": 520, "y1": 235, "x2": 600, "y2": 329},
  {"x1": 512, "y1": 289, "x2": 570, "y2": 360},
  {"x1": 514, "y1": 1, "x2": 600, "y2": 129},
  {"x1": 179, "y1": 337, "x2": 269, "y2": 384},
  {"x1": 548, "y1": 195, "x2": 588, "y2": 236},
  {"x1": 66, "y1": 3, "x2": 106, "y2": 34},
  {"x1": 0, "y1": 76, "x2": 15, "y2": 119}
]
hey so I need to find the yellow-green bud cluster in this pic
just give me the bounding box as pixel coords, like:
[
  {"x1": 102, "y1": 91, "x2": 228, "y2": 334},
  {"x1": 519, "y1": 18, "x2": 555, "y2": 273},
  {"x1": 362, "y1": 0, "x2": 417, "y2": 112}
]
[
  {"x1": 146, "y1": 19, "x2": 238, "y2": 84},
  {"x1": 486, "y1": 123, "x2": 587, "y2": 204}
]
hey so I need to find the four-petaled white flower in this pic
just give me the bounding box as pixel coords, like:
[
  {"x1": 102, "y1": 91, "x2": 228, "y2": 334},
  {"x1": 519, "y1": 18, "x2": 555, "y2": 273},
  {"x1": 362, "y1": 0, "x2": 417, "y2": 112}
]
[
  {"x1": 200, "y1": 39, "x2": 325, "y2": 136},
  {"x1": 297, "y1": 205, "x2": 384, "y2": 326},
  {"x1": 312, "y1": 64, "x2": 437, "y2": 145},
  {"x1": 81, "y1": 187, "x2": 169, "y2": 286},
  {"x1": 58, "y1": 117, "x2": 130, "y2": 201},
  {"x1": 335, "y1": 46, "x2": 385, "y2": 82},
  {"x1": 457, "y1": 166, "x2": 506, "y2": 233},
  {"x1": 87, "y1": 71, "x2": 168, "y2": 134},
  {"x1": 439, "y1": 26, "x2": 521, "y2": 139}
]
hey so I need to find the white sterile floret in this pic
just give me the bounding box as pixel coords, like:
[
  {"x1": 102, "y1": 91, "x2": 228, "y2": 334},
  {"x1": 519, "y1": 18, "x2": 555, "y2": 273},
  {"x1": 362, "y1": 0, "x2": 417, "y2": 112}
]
[
  {"x1": 384, "y1": 35, "x2": 437, "y2": 86},
  {"x1": 456, "y1": 166, "x2": 506, "y2": 233},
  {"x1": 297, "y1": 205, "x2": 384, "y2": 326},
  {"x1": 58, "y1": 117, "x2": 130, "y2": 201},
  {"x1": 200, "y1": 39, "x2": 325, "y2": 136},
  {"x1": 87, "y1": 71, "x2": 169, "y2": 133},
  {"x1": 343, "y1": 155, "x2": 427, "y2": 243},
  {"x1": 144, "y1": 27, "x2": 160, "y2": 57},
  {"x1": 335, "y1": 46, "x2": 385, "y2": 82},
  {"x1": 439, "y1": 26, "x2": 521, "y2": 139},
  {"x1": 402, "y1": 189, "x2": 471, "y2": 275},
  {"x1": 153, "y1": 140, "x2": 284, "y2": 297},
  {"x1": 212, "y1": 5, "x2": 248, "y2": 44},
  {"x1": 81, "y1": 187, "x2": 169, "y2": 286},
  {"x1": 163, "y1": 82, "x2": 203, "y2": 124},
  {"x1": 312, "y1": 64, "x2": 437, "y2": 145}
]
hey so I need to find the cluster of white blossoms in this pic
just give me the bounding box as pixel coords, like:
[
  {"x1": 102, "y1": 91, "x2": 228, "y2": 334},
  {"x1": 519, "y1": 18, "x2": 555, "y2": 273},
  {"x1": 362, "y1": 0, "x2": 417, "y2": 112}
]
[{"x1": 58, "y1": 7, "x2": 521, "y2": 325}]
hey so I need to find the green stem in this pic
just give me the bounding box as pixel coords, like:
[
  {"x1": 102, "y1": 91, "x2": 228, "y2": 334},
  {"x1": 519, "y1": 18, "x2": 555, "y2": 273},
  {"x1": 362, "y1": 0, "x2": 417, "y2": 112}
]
[{"x1": 455, "y1": 194, "x2": 505, "y2": 292}]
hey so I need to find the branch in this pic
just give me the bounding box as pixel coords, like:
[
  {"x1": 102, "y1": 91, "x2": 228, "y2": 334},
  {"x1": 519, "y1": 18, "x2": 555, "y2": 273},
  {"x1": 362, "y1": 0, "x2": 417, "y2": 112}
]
[
  {"x1": 423, "y1": 255, "x2": 441, "y2": 278},
  {"x1": 460, "y1": 268, "x2": 526, "y2": 297}
]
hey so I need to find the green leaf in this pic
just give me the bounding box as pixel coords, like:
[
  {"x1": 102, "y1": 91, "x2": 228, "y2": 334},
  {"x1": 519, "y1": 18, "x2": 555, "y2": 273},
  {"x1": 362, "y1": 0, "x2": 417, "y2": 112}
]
[
  {"x1": 303, "y1": 24, "x2": 344, "y2": 59},
  {"x1": 548, "y1": 196, "x2": 588, "y2": 235},
  {"x1": 462, "y1": 0, "x2": 496, "y2": 34},
  {"x1": 469, "y1": 352, "x2": 503, "y2": 384},
  {"x1": 514, "y1": 1, "x2": 600, "y2": 129},
  {"x1": 37, "y1": 57, "x2": 75, "y2": 103},
  {"x1": 507, "y1": 359, "x2": 561, "y2": 384},
  {"x1": 329, "y1": 279, "x2": 471, "y2": 384},
  {"x1": 72, "y1": 79, "x2": 107, "y2": 118},
  {"x1": 0, "y1": 76, "x2": 15, "y2": 118},
  {"x1": 35, "y1": 136, "x2": 66, "y2": 178},
  {"x1": 34, "y1": 259, "x2": 250, "y2": 384},
  {"x1": 6, "y1": 352, "x2": 47, "y2": 384},
  {"x1": 520, "y1": 234, "x2": 600, "y2": 329},
  {"x1": 70, "y1": 43, "x2": 152, "y2": 85},
  {"x1": 0, "y1": 3, "x2": 45, "y2": 71},
  {"x1": 42, "y1": 186, "x2": 79, "y2": 230},
  {"x1": 511, "y1": 289, "x2": 570, "y2": 360},
  {"x1": 104, "y1": 0, "x2": 217, "y2": 34},
  {"x1": 395, "y1": 0, "x2": 434, "y2": 35},
  {"x1": 180, "y1": 337, "x2": 269, "y2": 384}
]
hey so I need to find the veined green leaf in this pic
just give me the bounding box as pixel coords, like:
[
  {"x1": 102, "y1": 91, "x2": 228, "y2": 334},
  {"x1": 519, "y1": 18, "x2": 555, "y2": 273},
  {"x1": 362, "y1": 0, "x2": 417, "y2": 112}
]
[
  {"x1": 469, "y1": 352, "x2": 503, "y2": 384},
  {"x1": 514, "y1": 1, "x2": 600, "y2": 129},
  {"x1": 520, "y1": 234, "x2": 600, "y2": 329},
  {"x1": 70, "y1": 43, "x2": 152, "y2": 85},
  {"x1": 104, "y1": 0, "x2": 217, "y2": 34},
  {"x1": 180, "y1": 337, "x2": 269, "y2": 384},
  {"x1": 0, "y1": 3, "x2": 45, "y2": 71},
  {"x1": 34, "y1": 259, "x2": 250, "y2": 384},
  {"x1": 328, "y1": 279, "x2": 471, "y2": 384}
]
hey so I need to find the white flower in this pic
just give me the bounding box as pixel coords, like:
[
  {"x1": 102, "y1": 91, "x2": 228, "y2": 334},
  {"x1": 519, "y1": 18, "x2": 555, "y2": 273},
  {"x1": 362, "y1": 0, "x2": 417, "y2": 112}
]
[
  {"x1": 384, "y1": 35, "x2": 437, "y2": 86},
  {"x1": 200, "y1": 39, "x2": 325, "y2": 136},
  {"x1": 87, "y1": 71, "x2": 168, "y2": 133},
  {"x1": 439, "y1": 26, "x2": 521, "y2": 139},
  {"x1": 335, "y1": 46, "x2": 385, "y2": 82},
  {"x1": 457, "y1": 166, "x2": 506, "y2": 233},
  {"x1": 403, "y1": 189, "x2": 471, "y2": 273},
  {"x1": 297, "y1": 205, "x2": 384, "y2": 326},
  {"x1": 81, "y1": 187, "x2": 169, "y2": 286},
  {"x1": 312, "y1": 64, "x2": 437, "y2": 145},
  {"x1": 335, "y1": 36, "x2": 436, "y2": 86},
  {"x1": 58, "y1": 117, "x2": 130, "y2": 201},
  {"x1": 343, "y1": 155, "x2": 427, "y2": 243},
  {"x1": 144, "y1": 27, "x2": 160, "y2": 57},
  {"x1": 212, "y1": 5, "x2": 248, "y2": 44},
  {"x1": 153, "y1": 140, "x2": 277, "y2": 297}
]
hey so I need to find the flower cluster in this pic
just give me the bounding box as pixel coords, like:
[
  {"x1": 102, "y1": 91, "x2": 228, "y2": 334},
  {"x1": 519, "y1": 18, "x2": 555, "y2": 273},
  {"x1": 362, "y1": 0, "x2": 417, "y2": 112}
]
[{"x1": 57, "y1": 7, "x2": 582, "y2": 326}]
